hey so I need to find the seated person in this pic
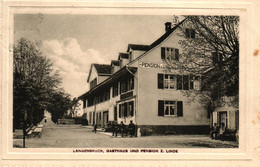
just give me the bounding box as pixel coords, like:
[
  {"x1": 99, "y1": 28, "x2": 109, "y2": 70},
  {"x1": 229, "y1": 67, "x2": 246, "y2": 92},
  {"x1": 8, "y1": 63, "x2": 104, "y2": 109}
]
[{"x1": 217, "y1": 123, "x2": 226, "y2": 140}]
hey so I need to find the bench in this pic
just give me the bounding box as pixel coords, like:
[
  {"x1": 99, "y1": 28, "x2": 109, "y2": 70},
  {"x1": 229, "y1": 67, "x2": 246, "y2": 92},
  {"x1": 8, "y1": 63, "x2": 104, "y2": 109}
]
[
  {"x1": 33, "y1": 127, "x2": 43, "y2": 138},
  {"x1": 25, "y1": 125, "x2": 34, "y2": 138},
  {"x1": 37, "y1": 124, "x2": 43, "y2": 128}
]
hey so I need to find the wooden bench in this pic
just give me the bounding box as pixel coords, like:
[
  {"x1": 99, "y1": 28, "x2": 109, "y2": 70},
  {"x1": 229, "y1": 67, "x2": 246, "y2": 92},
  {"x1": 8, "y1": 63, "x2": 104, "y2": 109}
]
[
  {"x1": 37, "y1": 124, "x2": 43, "y2": 128},
  {"x1": 33, "y1": 127, "x2": 43, "y2": 138}
]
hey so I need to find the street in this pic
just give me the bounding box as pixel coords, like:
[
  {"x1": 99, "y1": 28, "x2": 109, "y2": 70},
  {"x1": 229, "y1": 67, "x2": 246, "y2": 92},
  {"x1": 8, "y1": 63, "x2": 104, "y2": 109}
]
[{"x1": 13, "y1": 118, "x2": 238, "y2": 148}]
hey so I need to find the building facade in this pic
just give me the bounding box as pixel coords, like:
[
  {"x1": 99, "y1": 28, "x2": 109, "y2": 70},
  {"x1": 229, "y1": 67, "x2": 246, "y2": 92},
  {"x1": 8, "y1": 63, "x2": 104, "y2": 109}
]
[{"x1": 79, "y1": 20, "x2": 212, "y2": 135}]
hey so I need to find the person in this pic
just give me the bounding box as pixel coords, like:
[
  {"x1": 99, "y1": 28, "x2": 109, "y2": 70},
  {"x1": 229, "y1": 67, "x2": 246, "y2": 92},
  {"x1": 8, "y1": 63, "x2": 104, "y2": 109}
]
[
  {"x1": 112, "y1": 121, "x2": 118, "y2": 137},
  {"x1": 128, "y1": 120, "x2": 135, "y2": 137},
  {"x1": 93, "y1": 124, "x2": 97, "y2": 133},
  {"x1": 210, "y1": 123, "x2": 219, "y2": 139},
  {"x1": 218, "y1": 123, "x2": 226, "y2": 140},
  {"x1": 119, "y1": 121, "x2": 126, "y2": 137}
]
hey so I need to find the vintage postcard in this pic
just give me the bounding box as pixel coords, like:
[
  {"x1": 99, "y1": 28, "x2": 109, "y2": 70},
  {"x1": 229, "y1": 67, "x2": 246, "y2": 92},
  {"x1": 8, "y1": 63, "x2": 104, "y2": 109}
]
[{"x1": 1, "y1": 0, "x2": 259, "y2": 166}]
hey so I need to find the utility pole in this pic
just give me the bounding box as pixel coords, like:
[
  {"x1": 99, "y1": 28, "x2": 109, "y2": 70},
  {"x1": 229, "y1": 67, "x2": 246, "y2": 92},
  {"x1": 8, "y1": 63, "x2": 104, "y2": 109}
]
[{"x1": 23, "y1": 110, "x2": 27, "y2": 148}]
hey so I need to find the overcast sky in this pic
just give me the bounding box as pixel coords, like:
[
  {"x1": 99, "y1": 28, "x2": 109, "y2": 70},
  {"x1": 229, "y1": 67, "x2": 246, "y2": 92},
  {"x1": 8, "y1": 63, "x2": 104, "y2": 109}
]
[{"x1": 14, "y1": 14, "x2": 174, "y2": 98}]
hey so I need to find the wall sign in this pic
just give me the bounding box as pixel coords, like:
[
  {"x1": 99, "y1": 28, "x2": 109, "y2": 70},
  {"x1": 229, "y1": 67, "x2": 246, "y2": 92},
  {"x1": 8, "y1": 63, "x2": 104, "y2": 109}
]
[{"x1": 139, "y1": 62, "x2": 174, "y2": 69}]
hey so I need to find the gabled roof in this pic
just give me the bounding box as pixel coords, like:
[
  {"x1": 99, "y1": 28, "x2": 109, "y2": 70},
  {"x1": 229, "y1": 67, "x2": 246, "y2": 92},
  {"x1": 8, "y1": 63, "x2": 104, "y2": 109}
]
[
  {"x1": 111, "y1": 60, "x2": 120, "y2": 66},
  {"x1": 87, "y1": 63, "x2": 111, "y2": 82},
  {"x1": 118, "y1": 53, "x2": 129, "y2": 60},
  {"x1": 128, "y1": 18, "x2": 187, "y2": 65},
  {"x1": 93, "y1": 64, "x2": 111, "y2": 74},
  {"x1": 127, "y1": 44, "x2": 150, "y2": 52}
]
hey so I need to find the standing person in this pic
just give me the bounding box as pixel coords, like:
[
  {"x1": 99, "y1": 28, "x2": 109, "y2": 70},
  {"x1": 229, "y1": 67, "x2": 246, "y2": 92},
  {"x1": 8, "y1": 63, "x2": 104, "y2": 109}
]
[
  {"x1": 128, "y1": 120, "x2": 135, "y2": 137},
  {"x1": 112, "y1": 121, "x2": 118, "y2": 137},
  {"x1": 119, "y1": 121, "x2": 126, "y2": 137},
  {"x1": 210, "y1": 123, "x2": 219, "y2": 139},
  {"x1": 93, "y1": 124, "x2": 97, "y2": 133}
]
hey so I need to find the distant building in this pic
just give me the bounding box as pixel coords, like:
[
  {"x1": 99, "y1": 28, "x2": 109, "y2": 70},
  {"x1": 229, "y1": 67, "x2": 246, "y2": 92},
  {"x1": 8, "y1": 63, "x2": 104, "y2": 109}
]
[{"x1": 79, "y1": 19, "x2": 238, "y2": 135}]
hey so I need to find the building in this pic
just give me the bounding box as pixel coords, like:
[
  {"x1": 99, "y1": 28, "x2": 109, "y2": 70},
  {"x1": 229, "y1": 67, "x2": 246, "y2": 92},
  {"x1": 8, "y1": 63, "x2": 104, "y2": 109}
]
[{"x1": 79, "y1": 19, "x2": 213, "y2": 135}]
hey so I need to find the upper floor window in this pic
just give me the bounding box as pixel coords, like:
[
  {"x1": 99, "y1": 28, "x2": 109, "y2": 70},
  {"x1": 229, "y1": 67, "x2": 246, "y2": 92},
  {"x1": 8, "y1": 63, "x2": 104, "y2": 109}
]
[
  {"x1": 112, "y1": 82, "x2": 118, "y2": 97},
  {"x1": 212, "y1": 52, "x2": 223, "y2": 65},
  {"x1": 158, "y1": 73, "x2": 200, "y2": 90},
  {"x1": 185, "y1": 28, "x2": 195, "y2": 39},
  {"x1": 161, "y1": 47, "x2": 179, "y2": 61}
]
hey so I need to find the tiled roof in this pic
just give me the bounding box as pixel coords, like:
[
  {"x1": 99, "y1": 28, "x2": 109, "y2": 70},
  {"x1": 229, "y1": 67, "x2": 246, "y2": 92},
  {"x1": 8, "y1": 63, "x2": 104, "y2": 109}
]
[
  {"x1": 128, "y1": 44, "x2": 150, "y2": 51},
  {"x1": 118, "y1": 53, "x2": 129, "y2": 60},
  {"x1": 93, "y1": 64, "x2": 111, "y2": 74},
  {"x1": 111, "y1": 60, "x2": 120, "y2": 66},
  {"x1": 128, "y1": 18, "x2": 187, "y2": 64},
  {"x1": 148, "y1": 19, "x2": 186, "y2": 51}
]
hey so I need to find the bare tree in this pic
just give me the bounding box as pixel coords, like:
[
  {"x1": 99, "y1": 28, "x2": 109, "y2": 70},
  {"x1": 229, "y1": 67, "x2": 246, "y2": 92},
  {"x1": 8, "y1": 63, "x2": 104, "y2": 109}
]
[{"x1": 165, "y1": 16, "x2": 239, "y2": 111}]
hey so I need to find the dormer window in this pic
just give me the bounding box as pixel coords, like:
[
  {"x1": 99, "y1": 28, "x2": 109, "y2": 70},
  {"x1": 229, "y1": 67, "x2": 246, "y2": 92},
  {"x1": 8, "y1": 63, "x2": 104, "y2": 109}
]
[
  {"x1": 185, "y1": 28, "x2": 195, "y2": 39},
  {"x1": 161, "y1": 47, "x2": 179, "y2": 61}
]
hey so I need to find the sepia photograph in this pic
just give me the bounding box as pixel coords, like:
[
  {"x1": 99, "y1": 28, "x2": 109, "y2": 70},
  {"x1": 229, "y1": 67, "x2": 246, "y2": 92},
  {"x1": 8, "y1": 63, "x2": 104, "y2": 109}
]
[
  {"x1": 1, "y1": 1, "x2": 259, "y2": 166},
  {"x1": 12, "y1": 14, "x2": 239, "y2": 149}
]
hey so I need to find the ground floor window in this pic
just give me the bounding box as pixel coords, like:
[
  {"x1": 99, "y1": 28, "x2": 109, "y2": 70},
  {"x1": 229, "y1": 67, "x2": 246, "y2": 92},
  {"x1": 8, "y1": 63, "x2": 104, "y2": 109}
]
[
  {"x1": 158, "y1": 100, "x2": 183, "y2": 117},
  {"x1": 119, "y1": 101, "x2": 134, "y2": 118}
]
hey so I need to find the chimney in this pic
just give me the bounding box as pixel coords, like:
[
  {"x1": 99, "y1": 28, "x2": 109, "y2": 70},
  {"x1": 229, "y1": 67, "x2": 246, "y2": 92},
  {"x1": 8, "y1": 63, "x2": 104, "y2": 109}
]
[{"x1": 165, "y1": 22, "x2": 172, "y2": 32}]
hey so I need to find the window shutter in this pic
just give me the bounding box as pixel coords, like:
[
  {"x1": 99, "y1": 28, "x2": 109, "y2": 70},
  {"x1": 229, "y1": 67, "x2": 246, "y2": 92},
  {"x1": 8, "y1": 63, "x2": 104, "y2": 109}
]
[
  {"x1": 130, "y1": 101, "x2": 134, "y2": 116},
  {"x1": 124, "y1": 103, "x2": 127, "y2": 117},
  {"x1": 119, "y1": 104, "x2": 122, "y2": 118},
  {"x1": 158, "y1": 100, "x2": 164, "y2": 116},
  {"x1": 177, "y1": 75, "x2": 183, "y2": 90},
  {"x1": 175, "y1": 49, "x2": 179, "y2": 61},
  {"x1": 161, "y1": 47, "x2": 165, "y2": 59},
  {"x1": 177, "y1": 101, "x2": 183, "y2": 117},
  {"x1": 158, "y1": 74, "x2": 164, "y2": 89},
  {"x1": 183, "y1": 75, "x2": 189, "y2": 90}
]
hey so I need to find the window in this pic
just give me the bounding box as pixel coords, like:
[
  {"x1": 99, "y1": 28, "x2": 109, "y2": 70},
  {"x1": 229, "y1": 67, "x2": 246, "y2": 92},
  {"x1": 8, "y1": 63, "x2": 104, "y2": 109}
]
[
  {"x1": 119, "y1": 101, "x2": 134, "y2": 118},
  {"x1": 158, "y1": 73, "x2": 201, "y2": 90},
  {"x1": 185, "y1": 28, "x2": 195, "y2": 39},
  {"x1": 164, "y1": 74, "x2": 176, "y2": 89},
  {"x1": 120, "y1": 76, "x2": 134, "y2": 94},
  {"x1": 161, "y1": 47, "x2": 179, "y2": 61},
  {"x1": 158, "y1": 100, "x2": 183, "y2": 117},
  {"x1": 164, "y1": 101, "x2": 176, "y2": 116},
  {"x1": 212, "y1": 52, "x2": 223, "y2": 65},
  {"x1": 112, "y1": 82, "x2": 118, "y2": 97}
]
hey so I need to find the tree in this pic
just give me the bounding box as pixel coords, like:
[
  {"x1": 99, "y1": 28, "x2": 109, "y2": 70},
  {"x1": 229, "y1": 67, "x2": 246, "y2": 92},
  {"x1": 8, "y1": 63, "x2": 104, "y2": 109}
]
[
  {"x1": 47, "y1": 89, "x2": 72, "y2": 123},
  {"x1": 69, "y1": 97, "x2": 81, "y2": 117},
  {"x1": 166, "y1": 16, "x2": 239, "y2": 111},
  {"x1": 13, "y1": 38, "x2": 68, "y2": 129}
]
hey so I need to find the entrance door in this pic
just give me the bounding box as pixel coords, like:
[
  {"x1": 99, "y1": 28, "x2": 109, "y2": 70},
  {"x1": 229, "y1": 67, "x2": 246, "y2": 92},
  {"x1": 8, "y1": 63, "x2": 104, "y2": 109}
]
[
  {"x1": 218, "y1": 111, "x2": 228, "y2": 128},
  {"x1": 114, "y1": 106, "x2": 117, "y2": 122}
]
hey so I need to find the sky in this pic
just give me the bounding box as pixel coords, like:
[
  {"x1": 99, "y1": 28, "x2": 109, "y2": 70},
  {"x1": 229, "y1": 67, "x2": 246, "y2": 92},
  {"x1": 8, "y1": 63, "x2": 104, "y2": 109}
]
[{"x1": 14, "y1": 14, "x2": 174, "y2": 98}]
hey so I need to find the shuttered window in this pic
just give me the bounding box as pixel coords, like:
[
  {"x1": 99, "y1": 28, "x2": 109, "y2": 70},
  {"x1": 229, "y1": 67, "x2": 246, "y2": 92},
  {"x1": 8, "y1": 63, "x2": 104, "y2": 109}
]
[
  {"x1": 158, "y1": 100, "x2": 183, "y2": 117},
  {"x1": 183, "y1": 75, "x2": 189, "y2": 90}
]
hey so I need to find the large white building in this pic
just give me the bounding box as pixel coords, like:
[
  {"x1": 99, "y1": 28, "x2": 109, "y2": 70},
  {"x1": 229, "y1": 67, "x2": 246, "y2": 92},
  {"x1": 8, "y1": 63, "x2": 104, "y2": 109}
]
[{"x1": 79, "y1": 19, "x2": 238, "y2": 135}]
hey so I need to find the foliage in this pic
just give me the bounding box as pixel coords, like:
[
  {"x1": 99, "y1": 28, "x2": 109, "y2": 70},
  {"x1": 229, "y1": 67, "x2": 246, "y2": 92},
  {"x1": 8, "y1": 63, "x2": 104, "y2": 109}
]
[
  {"x1": 13, "y1": 38, "x2": 72, "y2": 128},
  {"x1": 167, "y1": 16, "x2": 239, "y2": 110}
]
